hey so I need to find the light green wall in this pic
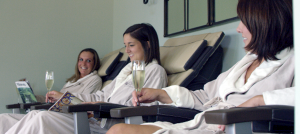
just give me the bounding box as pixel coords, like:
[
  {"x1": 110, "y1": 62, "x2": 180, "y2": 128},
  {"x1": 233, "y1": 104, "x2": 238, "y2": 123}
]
[
  {"x1": 0, "y1": 0, "x2": 243, "y2": 113},
  {"x1": 1, "y1": 1, "x2": 298, "y2": 132},
  {"x1": 112, "y1": 0, "x2": 165, "y2": 50},
  {"x1": 0, "y1": 0, "x2": 113, "y2": 113}
]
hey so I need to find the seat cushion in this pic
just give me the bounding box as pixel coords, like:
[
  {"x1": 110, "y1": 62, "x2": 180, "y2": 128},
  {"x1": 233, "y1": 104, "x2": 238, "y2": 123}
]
[{"x1": 160, "y1": 39, "x2": 207, "y2": 74}]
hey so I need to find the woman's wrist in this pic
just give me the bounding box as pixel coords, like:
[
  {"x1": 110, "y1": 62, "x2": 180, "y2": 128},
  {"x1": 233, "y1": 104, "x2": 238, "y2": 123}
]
[
  {"x1": 239, "y1": 95, "x2": 266, "y2": 107},
  {"x1": 157, "y1": 89, "x2": 173, "y2": 104},
  {"x1": 255, "y1": 95, "x2": 265, "y2": 106}
]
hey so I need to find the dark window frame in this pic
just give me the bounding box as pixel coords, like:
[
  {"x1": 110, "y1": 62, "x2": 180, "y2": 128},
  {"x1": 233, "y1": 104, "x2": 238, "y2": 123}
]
[{"x1": 164, "y1": 0, "x2": 238, "y2": 37}]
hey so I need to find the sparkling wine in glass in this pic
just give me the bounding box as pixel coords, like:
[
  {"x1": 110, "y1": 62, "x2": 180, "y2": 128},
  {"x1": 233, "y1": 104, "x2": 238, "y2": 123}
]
[
  {"x1": 45, "y1": 71, "x2": 54, "y2": 103},
  {"x1": 132, "y1": 60, "x2": 145, "y2": 106}
]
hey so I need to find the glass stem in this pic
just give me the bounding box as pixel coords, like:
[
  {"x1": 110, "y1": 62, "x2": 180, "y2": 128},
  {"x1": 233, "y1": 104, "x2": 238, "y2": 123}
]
[
  {"x1": 136, "y1": 94, "x2": 140, "y2": 106},
  {"x1": 136, "y1": 96, "x2": 140, "y2": 106},
  {"x1": 47, "y1": 90, "x2": 50, "y2": 103}
]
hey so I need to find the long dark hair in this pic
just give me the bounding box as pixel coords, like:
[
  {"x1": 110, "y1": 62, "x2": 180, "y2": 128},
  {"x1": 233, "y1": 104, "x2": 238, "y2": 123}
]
[
  {"x1": 66, "y1": 48, "x2": 100, "y2": 82},
  {"x1": 237, "y1": 0, "x2": 293, "y2": 62},
  {"x1": 123, "y1": 23, "x2": 161, "y2": 65}
]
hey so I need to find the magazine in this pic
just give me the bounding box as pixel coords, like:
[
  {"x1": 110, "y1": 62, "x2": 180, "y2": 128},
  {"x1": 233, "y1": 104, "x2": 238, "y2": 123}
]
[
  {"x1": 48, "y1": 91, "x2": 83, "y2": 112},
  {"x1": 15, "y1": 81, "x2": 37, "y2": 103}
]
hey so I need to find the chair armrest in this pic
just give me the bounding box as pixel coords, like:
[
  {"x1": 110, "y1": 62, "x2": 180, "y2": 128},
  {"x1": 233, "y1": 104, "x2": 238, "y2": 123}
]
[
  {"x1": 7, "y1": 102, "x2": 45, "y2": 109},
  {"x1": 110, "y1": 105, "x2": 201, "y2": 123},
  {"x1": 19, "y1": 102, "x2": 44, "y2": 109},
  {"x1": 30, "y1": 103, "x2": 54, "y2": 110},
  {"x1": 64, "y1": 103, "x2": 126, "y2": 134},
  {"x1": 204, "y1": 105, "x2": 294, "y2": 133},
  {"x1": 204, "y1": 105, "x2": 294, "y2": 125},
  {"x1": 62, "y1": 103, "x2": 127, "y2": 118},
  {"x1": 6, "y1": 103, "x2": 21, "y2": 109}
]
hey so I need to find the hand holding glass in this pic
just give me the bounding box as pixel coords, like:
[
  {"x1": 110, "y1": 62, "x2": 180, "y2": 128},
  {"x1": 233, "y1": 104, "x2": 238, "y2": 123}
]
[
  {"x1": 132, "y1": 60, "x2": 145, "y2": 106},
  {"x1": 45, "y1": 71, "x2": 54, "y2": 103}
]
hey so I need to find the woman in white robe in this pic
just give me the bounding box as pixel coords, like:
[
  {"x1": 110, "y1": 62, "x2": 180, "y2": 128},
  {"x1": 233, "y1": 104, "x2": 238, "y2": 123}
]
[
  {"x1": 35, "y1": 48, "x2": 103, "y2": 102},
  {"x1": 1, "y1": 48, "x2": 102, "y2": 133},
  {"x1": 107, "y1": 0, "x2": 294, "y2": 134},
  {"x1": 60, "y1": 48, "x2": 102, "y2": 94},
  {"x1": 2, "y1": 23, "x2": 168, "y2": 134}
]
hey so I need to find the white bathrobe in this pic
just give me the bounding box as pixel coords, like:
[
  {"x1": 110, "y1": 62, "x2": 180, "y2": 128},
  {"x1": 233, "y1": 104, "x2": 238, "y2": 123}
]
[
  {"x1": 60, "y1": 71, "x2": 102, "y2": 94},
  {"x1": 1, "y1": 71, "x2": 102, "y2": 134},
  {"x1": 146, "y1": 48, "x2": 294, "y2": 134},
  {"x1": 35, "y1": 71, "x2": 102, "y2": 102},
  {"x1": 2, "y1": 60, "x2": 168, "y2": 134}
]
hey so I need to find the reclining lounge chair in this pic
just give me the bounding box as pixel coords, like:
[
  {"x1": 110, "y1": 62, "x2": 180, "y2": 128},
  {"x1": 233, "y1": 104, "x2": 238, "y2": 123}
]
[{"x1": 62, "y1": 31, "x2": 225, "y2": 134}]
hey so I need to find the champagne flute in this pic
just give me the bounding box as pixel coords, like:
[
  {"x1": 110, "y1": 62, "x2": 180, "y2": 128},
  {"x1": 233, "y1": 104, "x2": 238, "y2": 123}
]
[
  {"x1": 132, "y1": 60, "x2": 145, "y2": 106},
  {"x1": 45, "y1": 71, "x2": 54, "y2": 103}
]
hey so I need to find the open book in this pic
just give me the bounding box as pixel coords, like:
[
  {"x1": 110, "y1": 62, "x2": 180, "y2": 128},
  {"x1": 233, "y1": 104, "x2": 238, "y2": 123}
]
[
  {"x1": 48, "y1": 91, "x2": 83, "y2": 112},
  {"x1": 15, "y1": 81, "x2": 38, "y2": 103}
]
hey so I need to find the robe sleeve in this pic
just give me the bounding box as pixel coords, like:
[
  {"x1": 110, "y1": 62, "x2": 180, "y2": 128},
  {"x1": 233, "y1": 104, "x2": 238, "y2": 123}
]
[
  {"x1": 79, "y1": 75, "x2": 102, "y2": 94},
  {"x1": 162, "y1": 82, "x2": 213, "y2": 111},
  {"x1": 72, "y1": 79, "x2": 115, "y2": 102},
  {"x1": 162, "y1": 85, "x2": 195, "y2": 109},
  {"x1": 161, "y1": 67, "x2": 232, "y2": 111},
  {"x1": 263, "y1": 87, "x2": 295, "y2": 106}
]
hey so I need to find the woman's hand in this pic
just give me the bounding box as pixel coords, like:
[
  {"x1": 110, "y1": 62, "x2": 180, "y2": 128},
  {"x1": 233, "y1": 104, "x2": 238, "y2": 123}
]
[
  {"x1": 132, "y1": 88, "x2": 160, "y2": 106},
  {"x1": 45, "y1": 91, "x2": 64, "y2": 103},
  {"x1": 238, "y1": 95, "x2": 265, "y2": 107},
  {"x1": 218, "y1": 125, "x2": 226, "y2": 131},
  {"x1": 132, "y1": 88, "x2": 173, "y2": 106}
]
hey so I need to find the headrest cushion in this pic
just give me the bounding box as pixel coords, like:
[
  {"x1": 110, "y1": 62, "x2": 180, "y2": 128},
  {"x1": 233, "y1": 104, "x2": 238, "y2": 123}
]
[
  {"x1": 98, "y1": 52, "x2": 123, "y2": 76},
  {"x1": 160, "y1": 39, "x2": 207, "y2": 74}
]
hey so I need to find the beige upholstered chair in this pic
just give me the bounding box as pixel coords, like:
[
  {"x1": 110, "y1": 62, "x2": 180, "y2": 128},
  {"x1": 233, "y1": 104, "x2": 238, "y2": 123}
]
[{"x1": 160, "y1": 31, "x2": 224, "y2": 90}]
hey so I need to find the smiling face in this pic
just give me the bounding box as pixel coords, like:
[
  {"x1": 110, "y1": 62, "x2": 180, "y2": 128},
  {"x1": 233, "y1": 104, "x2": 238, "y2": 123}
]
[
  {"x1": 123, "y1": 33, "x2": 145, "y2": 62},
  {"x1": 236, "y1": 21, "x2": 252, "y2": 47},
  {"x1": 77, "y1": 51, "x2": 94, "y2": 78}
]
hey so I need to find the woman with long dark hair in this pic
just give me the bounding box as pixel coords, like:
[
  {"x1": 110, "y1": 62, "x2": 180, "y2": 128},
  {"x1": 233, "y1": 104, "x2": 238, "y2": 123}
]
[{"x1": 107, "y1": 0, "x2": 294, "y2": 133}]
